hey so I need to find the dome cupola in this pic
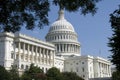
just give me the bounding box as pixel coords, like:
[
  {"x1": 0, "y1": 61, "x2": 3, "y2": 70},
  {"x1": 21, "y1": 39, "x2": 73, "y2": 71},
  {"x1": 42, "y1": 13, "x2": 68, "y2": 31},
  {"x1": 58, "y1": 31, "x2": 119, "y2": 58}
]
[{"x1": 49, "y1": 9, "x2": 75, "y2": 32}]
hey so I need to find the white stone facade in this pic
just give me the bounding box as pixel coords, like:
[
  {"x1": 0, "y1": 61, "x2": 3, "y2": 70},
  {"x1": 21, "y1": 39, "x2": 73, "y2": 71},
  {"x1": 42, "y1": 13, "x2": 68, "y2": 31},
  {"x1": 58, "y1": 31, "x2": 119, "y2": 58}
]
[
  {"x1": 54, "y1": 56, "x2": 64, "y2": 72},
  {"x1": 0, "y1": 32, "x2": 55, "y2": 74},
  {"x1": 0, "y1": 9, "x2": 111, "y2": 80},
  {"x1": 64, "y1": 56, "x2": 111, "y2": 80},
  {"x1": 93, "y1": 57, "x2": 111, "y2": 78}
]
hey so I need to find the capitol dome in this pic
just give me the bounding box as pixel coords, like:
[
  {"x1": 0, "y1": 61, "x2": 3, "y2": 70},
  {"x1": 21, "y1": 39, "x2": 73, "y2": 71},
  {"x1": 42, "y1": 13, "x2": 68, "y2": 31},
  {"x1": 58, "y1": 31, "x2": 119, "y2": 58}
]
[
  {"x1": 46, "y1": 9, "x2": 81, "y2": 57},
  {"x1": 49, "y1": 18, "x2": 75, "y2": 32}
]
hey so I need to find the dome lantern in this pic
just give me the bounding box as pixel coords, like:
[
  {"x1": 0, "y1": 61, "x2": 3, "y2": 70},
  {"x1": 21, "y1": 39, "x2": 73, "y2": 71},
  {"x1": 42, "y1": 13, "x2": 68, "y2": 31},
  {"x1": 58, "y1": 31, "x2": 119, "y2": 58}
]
[{"x1": 58, "y1": 9, "x2": 65, "y2": 20}]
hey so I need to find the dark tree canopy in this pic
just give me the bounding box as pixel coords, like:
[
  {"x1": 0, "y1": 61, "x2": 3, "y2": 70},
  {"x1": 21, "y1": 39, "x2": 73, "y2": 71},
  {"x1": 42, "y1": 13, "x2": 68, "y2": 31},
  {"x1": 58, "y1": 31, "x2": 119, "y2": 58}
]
[
  {"x1": 0, "y1": 66, "x2": 10, "y2": 80},
  {"x1": 9, "y1": 65, "x2": 20, "y2": 80},
  {"x1": 21, "y1": 64, "x2": 44, "y2": 80},
  {"x1": 108, "y1": 6, "x2": 120, "y2": 71},
  {"x1": 53, "y1": 0, "x2": 101, "y2": 15},
  {"x1": 62, "y1": 72, "x2": 84, "y2": 80},
  {"x1": 0, "y1": 0, "x2": 101, "y2": 33},
  {"x1": 46, "y1": 67, "x2": 63, "y2": 80},
  {"x1": 0, "y1": 0, "x2": 49, "y2": 32},
  {"x1": 112, "y1": 71, "x2": 120, "y2": 80}
]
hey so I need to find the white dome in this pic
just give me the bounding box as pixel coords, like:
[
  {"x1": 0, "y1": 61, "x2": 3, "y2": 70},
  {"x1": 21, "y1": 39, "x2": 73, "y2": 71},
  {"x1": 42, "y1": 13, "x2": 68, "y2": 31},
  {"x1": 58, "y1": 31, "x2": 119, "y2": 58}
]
[
  {"x1": 49, "y1": 19, "x2": 75, "y2": 32},
  {"x1": 45, "y1": 9, "x2": 81, "y2": 57}
]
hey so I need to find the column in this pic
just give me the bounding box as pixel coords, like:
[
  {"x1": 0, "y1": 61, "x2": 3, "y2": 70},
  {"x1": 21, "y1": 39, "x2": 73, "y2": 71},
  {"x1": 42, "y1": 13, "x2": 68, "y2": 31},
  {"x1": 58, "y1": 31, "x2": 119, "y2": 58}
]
[
  {"x1": 35, "y1": 46, "x2": 38, "y2": 63},
  {"x1": 27, "y1": 44, "x2": 29, "y2": 62},
  {"x1": 62, "y1": 44, "x2": 64, "y2": 52},
  {"x1": 65, "y1": 44, "x2": 67, "y2": 52},
  {"x1": 77, "y1": 46, "x2": 79, "y2": 53},
  {"x1": 68, "y1": 44, "x2": 70, "y2": 52},
  {"x1": 108, "y1": 65, "x2": 111, "y2": 76},
  {"x1": 72, "y1": 44, "x2": 74, "y2": 52},
  {"x1": 18, "y1": 42, "x2": 21, "y2": 60},
  {"x1": 52, "y1": 50, "x2": 54, "y2": 66},
  {"x1": 70, "y1": 44, "x2": 72, "y2": 52},
  {"x1": 46, "y1": 49, "x2": 48, "y2": 65},
  {"x1": 13, "y1": 42, "x2": 16, "y2": 60},
  {"x1": 39, "y1": 47, "x2": 41, "y2": 64},
  {"x1": 71, "y1": 44, "x2": 72, "y2": 52},
  {"x1": 99, "y1": 62, "x2": 101, "y2": 77},
  {"x1": 49, "y1": 50, "x2": 51, "y2": 65},
  {"x1": 23, "y1": 43, "x2": 25, "y2": 61},
  {"x1": 107, "y1": 65, "x2": 109, "y2": 76},
  {"x1": 43, "y1": 48, "x2": 45, "y2": 64},
  {"x1": 73, "y1": 45, "x2": 75, "y2": 53},
  {"x1": 31, "y1": 45, "x2": 34, "y2": 63}
]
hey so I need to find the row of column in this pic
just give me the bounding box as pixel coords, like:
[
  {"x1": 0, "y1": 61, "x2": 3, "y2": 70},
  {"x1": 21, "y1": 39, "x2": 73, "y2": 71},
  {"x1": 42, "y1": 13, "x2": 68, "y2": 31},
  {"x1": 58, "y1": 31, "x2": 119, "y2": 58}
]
[
  {"x1": 46, "y1": 34, "x2": 77, "y2": 41},
  {"x1": 99, "y1": 62, "x2": 111, "y2": 77},
  {"x1": 56, "y1": 44, "x2": 80, "y2": 53},
  {"x1": 15, "y1": 42, "x2": 54, "y2": 65}
]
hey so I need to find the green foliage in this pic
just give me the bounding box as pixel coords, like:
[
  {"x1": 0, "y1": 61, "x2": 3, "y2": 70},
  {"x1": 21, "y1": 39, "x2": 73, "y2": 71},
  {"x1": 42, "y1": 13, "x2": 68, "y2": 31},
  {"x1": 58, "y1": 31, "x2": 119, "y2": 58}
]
[
  {"x1": 62, "y1": 72, "x2": 84, "y2": 80},
  {"x1": 53, "y1": 0, "x2": 101, "y2": 15},
  {"x1": 112, "y1": 71, "x2": 120, "y2": 80},
  {"x1": 46, "y1": 67, "x2": 63, "y2": 80},
  {"x1": 0, "y1": 65, "x2": 10, "y2": 80},
  {"x1": 0, "y1": 0, "x2": 101, "y2": 33},
  {"x1": 21, "y1": 64, "x2": 45, "y2": 80},
  {"x1": 9, "y1": 65, "x2": 20, "y2": 80},
  {"x1": 108, "y1": 6, "x2": 120, "y2": 71},
  {"x1": 0, "y1": 0, "x2": 49, "y2": 32}
]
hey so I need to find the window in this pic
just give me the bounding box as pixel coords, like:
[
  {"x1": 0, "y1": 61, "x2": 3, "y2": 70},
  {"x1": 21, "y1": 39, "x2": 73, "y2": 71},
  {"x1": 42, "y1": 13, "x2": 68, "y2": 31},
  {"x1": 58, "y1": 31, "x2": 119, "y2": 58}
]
[
  {"x1": 71, "y1": 68, "x2": 73, "y2": 72},
  {"x1": 42, "y1": 67, "x2": 44, "y2": 72},
  {"x1": 46, "y1": 68, "x2": 48, "y2": 72},
  {"x1": 76, "y1": 67, "x2": 79, "y2": 72},
  {"x1": 26, "y1": 65, "x2": 28, "y2": 70},
  {"x1": 83, "y1": 75, "x2": 85, "y2": 77},
  {"x1": 82, "y1": 67, "x2": 84, "y2": 72},
  {"x1": 82, "y1": 62, "x2": 84, "y2": 64},
  {"x1": 21, "y1": 64, "x2": 24, "y2": 69},
  {"x1": 76, "y1": 63, "x2": 78, "y2": 65}
]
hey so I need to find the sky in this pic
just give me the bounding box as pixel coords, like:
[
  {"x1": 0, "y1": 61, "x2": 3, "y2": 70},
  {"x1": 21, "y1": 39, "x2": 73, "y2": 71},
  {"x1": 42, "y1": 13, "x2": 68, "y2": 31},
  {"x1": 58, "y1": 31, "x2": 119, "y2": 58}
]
[{"x1": 21, "y1": 0, "x2": 120, "y2": 59}]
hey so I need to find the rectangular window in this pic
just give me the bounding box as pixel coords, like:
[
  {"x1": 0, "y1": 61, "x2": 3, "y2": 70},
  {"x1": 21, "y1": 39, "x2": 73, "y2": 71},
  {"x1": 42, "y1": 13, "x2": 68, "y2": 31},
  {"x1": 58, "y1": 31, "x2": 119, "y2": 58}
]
[
  {"x1": 82, "y1": 67, "x2": 84, "y2": 72},
  {"x1": 76, "y1": 67, "x2": 79, "y2": 72}
]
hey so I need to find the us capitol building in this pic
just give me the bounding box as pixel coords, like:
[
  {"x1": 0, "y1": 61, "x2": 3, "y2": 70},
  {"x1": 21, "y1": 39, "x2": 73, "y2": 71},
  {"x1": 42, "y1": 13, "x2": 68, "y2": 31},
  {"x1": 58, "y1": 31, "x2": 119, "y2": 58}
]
[{"x1": 0, "y1": 9, "x2": 111, "y2": 80}]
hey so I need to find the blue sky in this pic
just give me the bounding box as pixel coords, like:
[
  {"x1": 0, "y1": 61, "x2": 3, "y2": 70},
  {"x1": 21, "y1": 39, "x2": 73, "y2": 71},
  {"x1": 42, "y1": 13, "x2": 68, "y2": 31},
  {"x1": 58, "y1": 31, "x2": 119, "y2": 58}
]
[{"x1": 21, "y1": 0, "x2": 120, "y2": 59}]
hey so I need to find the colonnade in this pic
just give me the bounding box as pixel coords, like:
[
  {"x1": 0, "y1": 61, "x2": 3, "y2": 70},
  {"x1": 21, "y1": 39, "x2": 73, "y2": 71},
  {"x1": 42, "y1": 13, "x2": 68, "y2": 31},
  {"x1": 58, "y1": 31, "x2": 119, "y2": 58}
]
[
  {"x1": 15, "y1": 42, "x2": 54, "y2": 66},
  {"x1": 55, "y1": 44, "x2": 80, "y2": 53},
  {"x1": 99, "y1": 62, "x2": 111, "y2": 77},
  {"x1": 46, "y1": 34, "x2": 77, "y2": 41}
]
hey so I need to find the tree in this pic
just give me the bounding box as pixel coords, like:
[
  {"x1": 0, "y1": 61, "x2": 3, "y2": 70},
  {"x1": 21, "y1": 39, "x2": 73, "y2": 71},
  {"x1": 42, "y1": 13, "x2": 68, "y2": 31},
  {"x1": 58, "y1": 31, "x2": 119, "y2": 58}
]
[
  {"x1": 108, "y1": 6, "x2": 120, "y2": 71},
  {"x1": 21, "y1": 64, "x2": 45, "y2": 80},
  {"x1": 0, "y1": 65, "x2": 10, "y2": 80},
  {"x1": 9, "y1": 65, "x2": 20, "y2": 80},
  {"x1": 53, "y1": 0, "x2": 101, "y2": 15},
  {"x1": 46, "y1": 67, "x2": 63, "y2": 80},
  {"x1": 112, "y1": 71, "x2": 120, "y2": 80},
  {"x1": 0, "y1": 0, "x2": 49, "y2": 32},
  {"x1": 0, "y1": 0, "x2": 101, "y2": 33},
  {"x1": 62, "y1": 72, "x2": 84, "y2": 80}
]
